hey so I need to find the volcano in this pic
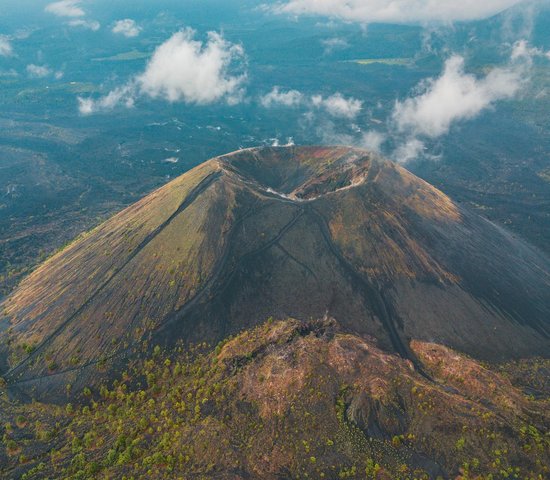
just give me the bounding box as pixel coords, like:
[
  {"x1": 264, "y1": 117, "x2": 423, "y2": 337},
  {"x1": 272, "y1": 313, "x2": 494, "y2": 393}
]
[{"x1": 1, "y1": 146, "x2": 549, "y2": 400}]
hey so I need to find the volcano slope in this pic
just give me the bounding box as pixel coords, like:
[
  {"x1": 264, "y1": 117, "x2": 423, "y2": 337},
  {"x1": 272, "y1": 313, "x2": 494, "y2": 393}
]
[{"x1": 0, "y1": 146, "x2": 549, "y2": 401}]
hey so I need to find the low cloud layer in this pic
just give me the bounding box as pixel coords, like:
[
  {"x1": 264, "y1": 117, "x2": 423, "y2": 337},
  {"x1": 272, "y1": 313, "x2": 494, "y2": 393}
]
[
  {"x1": 0, "y1": 36, "x2": 13, "y2": 57},
  {"x1": 392, "y1": 55, "x2": 524, "y2": 138},
  {"x1": 260, "y1": 87, "x2": 362, "y2": 119},
  {"x1": 69, "y1": 19, "x2": 100, "y2": 31},
  {"x1": 260, "y1": 87, "x2": 304, "y2": 108},
  {"x1": 79, "y1": 29, "x2": 246, "y2": 114},
  {"x1": 46, "y1": 0, "x2": 102, "y2": 32},
  {"x1": 112, "y1": 19, "x2": 141, "y2": 38},
  {"x1": 26, "y1": 64, "x2": 51, "y2": 78},
  {"x1": 78, "y1": 85, "x2": 135, "y2": 115},
  {"x1": 26, "y1": 64, "x2": 64, "y2": 79},
  {"x1": 45, "y1": 0, "x2": 85, "y2": 18},
  {"x1": 138, "y1": 29, "x2": 245, "y2": 104},
  {"x1": 0, "y1": 69, "x2": 18, "y2": 77},
  {"x1": 274, "y1": 0, "x2": 524, "y2": 24},
  {"x1": 365, "y1": 39, "x2": 539, "y2": 162},
  {"x1": 321, "y1": 37, "x2": 349, "y2": 54},
  {"x1": 511, "y1": 38, "x2": 550, "y2": 60},
  {"x1": 312, "y1": 93, "x2": 362, "y2": 119},
  {"x1": 361, "y1": 130, "x2": 386, "y2": 152}
]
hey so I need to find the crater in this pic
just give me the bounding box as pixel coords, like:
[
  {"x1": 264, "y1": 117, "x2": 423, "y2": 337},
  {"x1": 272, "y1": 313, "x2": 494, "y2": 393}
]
[{"x1": 218, "y1": 145, "x2": 373, "y2": 200}]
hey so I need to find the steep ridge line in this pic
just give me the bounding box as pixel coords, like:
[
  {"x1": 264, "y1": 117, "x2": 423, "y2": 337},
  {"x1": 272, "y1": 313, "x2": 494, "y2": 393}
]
[
  {"x1": 5, "y1": 194, "x2": 279, "y2": 387},
  {"x1": 304, "y1": 204, "x2": 428, "y2": 377},
  {"x1": 192, "y1": 184, "x2": 427, "y2": 376},
  {"x1": 4, "y1": 171, "x2": 223, "y2": 384},
  {"x1": 4, "y1": 146, "x2": 550, "y2": 398},
  {"x1": 275, "y1": 242, "x2": 318, "y2": 279},
  {"x1": 154, "y1": 203, "x2": 306, "y2": 340}
]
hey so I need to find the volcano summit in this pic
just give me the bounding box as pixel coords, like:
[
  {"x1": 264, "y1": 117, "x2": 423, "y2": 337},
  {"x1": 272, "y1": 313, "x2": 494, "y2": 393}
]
[{"x1": 1, "y1": 146, "x2": 549, "y2": 400}]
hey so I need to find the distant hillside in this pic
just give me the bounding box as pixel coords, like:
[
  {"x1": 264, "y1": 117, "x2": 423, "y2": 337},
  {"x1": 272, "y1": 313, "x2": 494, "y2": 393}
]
[
  {"x1": 1, "y1": 318, "x2": 549, "y2": 479},
  {"x1": 1, "y1": 146, "x2": 549, "y2": 401}
]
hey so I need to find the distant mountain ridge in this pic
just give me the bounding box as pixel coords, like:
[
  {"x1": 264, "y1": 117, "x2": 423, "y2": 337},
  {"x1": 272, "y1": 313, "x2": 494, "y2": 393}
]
[{"x1": 1, "y1": 146, "x2": 549, "y2": 401}]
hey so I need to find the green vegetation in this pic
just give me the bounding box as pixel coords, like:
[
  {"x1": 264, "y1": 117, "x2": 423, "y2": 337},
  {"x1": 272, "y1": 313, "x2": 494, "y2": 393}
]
[
  {"x1": 15, "y1": 83, "x2": 99, "y2": 100},
  {"x1": 348, "y1": 58, "x2": 412, "y2": 66},
  {"x1": 0, "y1": 318, "x2": 548, "y2": 479},
  {"x1": 4, "y1": 146, "x2": 550, "y2": 406},
  {"x1": 92, "y1": 50, "x2": 150, "y2": 62}
]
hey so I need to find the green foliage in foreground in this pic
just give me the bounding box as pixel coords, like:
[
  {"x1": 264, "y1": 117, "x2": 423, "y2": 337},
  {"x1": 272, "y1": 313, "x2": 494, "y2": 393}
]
[{"x1": 1, "y1": 319, "x2": 549, "y2": 480}]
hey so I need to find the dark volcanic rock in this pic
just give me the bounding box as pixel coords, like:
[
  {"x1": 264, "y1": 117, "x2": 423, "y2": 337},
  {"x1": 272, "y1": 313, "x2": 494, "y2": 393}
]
[{"x1": 1, "y1": 146, "x2": 549, "y2": 400}]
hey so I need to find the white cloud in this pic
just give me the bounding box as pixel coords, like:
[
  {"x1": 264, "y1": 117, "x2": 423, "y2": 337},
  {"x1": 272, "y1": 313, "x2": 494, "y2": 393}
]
[
  {"x1": 112, "y1": 19, "x2": 141, "y2": 38},
  {"x1": 26, "y1": 64, "x2": 64, "y2": 79},
  {"x1": 78, "y1": 28, "x2": 247, "y2": 114},
  {"x1": 311, "y1": 117, "x2": 357, "y2": 145},
  {"x1": 312, "y1": 92, "x2": 362, "y2": 119},
  {"x1": 274, "y1": 0, "x2": 525, "y2": 24},
  {"x1": 393, "y1": 138, "x2": 426, "y2": 163},
  {"x1": 77, "y1": 98, "x2": 95, "y2": 115},
  {"x1": 138, "y1": 29, "x2": 246, "y2": 105},
  {"x1": 269, "y1": 136, "x2": 295, "y2": 147},
  {"x1": 361, "y1": 130, "x2": 386, "y2": 152},
  {"x1": 511, "y1": 38, "x2": 550, "y2": 61},
  {"x1": 0, "y1": 69, "x2": 18, "y2": 77},
  {"x1": 78, "y1": 84, "x2": 135, "y2": 115},
  {"x1": 321, "y1": 37, "x2": 348, "y2": 54},
  {"x1": 387, "y1": 39, "x2": 539, "y2": 162},
  {"x1": 45, "y1": 0, "x2": 101, "y2": 32},
  {"x1": 45, "y1": 0, "x2": 85, "y2": 18},
  {"x1": 68, "y1": 19, "x2": 101, "y2": 31},
  {"x1": 26, "y1": 64, "x2": 52, "y2": 78},
  {"x1": 260, "y1": 86, "x2": 304, "y2": 107},
  {"x1": 260, "y1": 88, "x2": 362, "y2": 119},
  {"x1": 392, "y1": 55, "x2": 525, "y2": 138},
  {"x1": 0, "y1": 36, "x2": 13, "y2": 57},
  {"x1": 46, "y1": 1, "x2": 100, "y2": 30}
]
